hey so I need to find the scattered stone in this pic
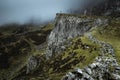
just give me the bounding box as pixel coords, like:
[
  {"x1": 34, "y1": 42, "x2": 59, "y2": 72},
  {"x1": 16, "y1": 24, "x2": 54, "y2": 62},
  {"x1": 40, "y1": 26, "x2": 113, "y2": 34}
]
[
  {"x1": 26, "y1": 56, "x2": 40, "y2": 74},
  {"x1": 112, "y1": 73, "x2": 120, "y2": 79},
  {"x1": 84, "y1": 67, "x2": 92, "y2": 75},
  {"x1": 62, "y1": 32, "x2": 120, "y2": 80},
  {"x1": 61, "y1": 46, "x2": 66, "y2": 51}
]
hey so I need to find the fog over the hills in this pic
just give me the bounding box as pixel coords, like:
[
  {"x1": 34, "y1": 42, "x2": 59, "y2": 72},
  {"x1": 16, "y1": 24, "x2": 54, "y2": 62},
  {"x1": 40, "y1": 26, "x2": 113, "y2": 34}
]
[{"x1": 0, "y1": 0, "x2": 105, "y2": 25}]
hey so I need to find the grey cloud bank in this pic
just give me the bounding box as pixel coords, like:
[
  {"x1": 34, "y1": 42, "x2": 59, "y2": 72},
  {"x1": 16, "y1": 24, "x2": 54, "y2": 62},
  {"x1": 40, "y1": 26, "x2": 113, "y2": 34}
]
[{"x1": 0, "y1": 0, "x2": 105, "y2": 25}]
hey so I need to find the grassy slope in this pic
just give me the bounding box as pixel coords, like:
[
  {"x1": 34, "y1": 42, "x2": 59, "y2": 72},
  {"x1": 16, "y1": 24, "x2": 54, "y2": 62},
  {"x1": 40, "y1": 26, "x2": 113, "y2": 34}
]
[
  {"x1": 91, "y1": 18, "x2": 120, "y2": 64},
  {"x1": 1, "y1": 14, "x2": 119, "y2": 80},
  {"x1": 0, "y1": 24, "x2": 54, "y2": 80},
  {"x1": 27, "y1": 16, "x2": 120, "y2": 80},
  {"x1": 0, "y1": 37, "x2": 33, "y2": 80},
  {"x1": 23, "y1": 36, "x2": 100, "y2": 80},
  {"x1": 13, "y1": 15, "x2": 104, "y2": 79}
]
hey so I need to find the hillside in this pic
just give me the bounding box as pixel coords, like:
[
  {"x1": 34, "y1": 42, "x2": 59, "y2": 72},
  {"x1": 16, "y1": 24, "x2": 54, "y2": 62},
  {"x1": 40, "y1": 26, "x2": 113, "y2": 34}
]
[
  {"x1": 0, "y1": 14, "x2": 116, "y2": 80},
  {"x1": 91, "y1": 18, "x2": 120, "y2": 64},
  {"x1": 0, "y1": 24, "x2": 53, "y2": 80},
  {"x1": 0, "y1": 0, "x2": 120, "y2": 80}
]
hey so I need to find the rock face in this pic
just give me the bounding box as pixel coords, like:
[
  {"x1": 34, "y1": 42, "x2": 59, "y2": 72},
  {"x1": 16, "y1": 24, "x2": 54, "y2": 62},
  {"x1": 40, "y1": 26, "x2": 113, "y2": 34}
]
[
  {"x1": 26, "y1": 56, "x2": 40, "y2": 74},
  {"x1": 62, "y1": 33, "x2": 120, "y2": 80},
  {"x1": 46, "y1": 14, "x2": 108, "y2": 58}
]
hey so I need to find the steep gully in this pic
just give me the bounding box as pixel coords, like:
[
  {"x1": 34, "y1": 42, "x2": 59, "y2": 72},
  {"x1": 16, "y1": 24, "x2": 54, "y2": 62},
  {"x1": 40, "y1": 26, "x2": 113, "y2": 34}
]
[{"x1": 62, "y1": 29, "x2": 120, "y2": 80}]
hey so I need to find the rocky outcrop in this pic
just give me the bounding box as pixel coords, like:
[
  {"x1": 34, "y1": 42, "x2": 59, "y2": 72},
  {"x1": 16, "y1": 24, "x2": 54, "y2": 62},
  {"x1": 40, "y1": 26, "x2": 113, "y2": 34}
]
[
  {"x1": 62, "y1": 33, "x2": 120, "y2": 80},
  {"x1": 26, "y1": 56, "x2": 40, "y2": 74},
  {"x1": 46, "y1": 14, "x2": 108, "y2": 58}
]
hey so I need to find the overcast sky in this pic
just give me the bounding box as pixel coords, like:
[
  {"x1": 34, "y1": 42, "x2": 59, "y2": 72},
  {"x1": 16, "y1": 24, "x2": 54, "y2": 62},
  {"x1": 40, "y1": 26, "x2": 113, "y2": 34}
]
[{"x1": 0, "y1": 0, "x2": 105, "y2": 25}]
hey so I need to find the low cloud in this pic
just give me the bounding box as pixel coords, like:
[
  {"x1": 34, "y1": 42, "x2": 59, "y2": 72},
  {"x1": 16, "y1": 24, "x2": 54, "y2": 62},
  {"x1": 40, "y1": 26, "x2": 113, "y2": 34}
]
[{"x1": 0, "y1": 0, "x2": 106, "y2": 25}]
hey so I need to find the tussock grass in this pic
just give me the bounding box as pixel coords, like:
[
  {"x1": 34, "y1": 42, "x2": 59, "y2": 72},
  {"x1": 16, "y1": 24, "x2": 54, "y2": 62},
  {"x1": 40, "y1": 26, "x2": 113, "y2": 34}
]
[{"x1": 91, "y1": 19, "x2": 120, "y2": 64}]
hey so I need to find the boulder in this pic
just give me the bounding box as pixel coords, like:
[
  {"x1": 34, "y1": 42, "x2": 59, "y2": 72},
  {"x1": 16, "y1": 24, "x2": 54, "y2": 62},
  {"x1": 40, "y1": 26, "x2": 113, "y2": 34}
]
[{"x1": 26, "y1": 56, "x2": 40, "y2": 74}]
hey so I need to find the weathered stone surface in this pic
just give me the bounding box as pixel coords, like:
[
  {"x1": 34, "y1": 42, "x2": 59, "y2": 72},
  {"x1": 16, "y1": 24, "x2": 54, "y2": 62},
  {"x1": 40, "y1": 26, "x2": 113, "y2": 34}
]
[
  {"x1": 26, "y1": 56, "x2": 40, "y2": 74},
  {"x1": 84, "y1": 67, "x2": 92, "y2": 75},
  {"x1": 46, "y1": 14, "x2": 108, "y2": 58}
]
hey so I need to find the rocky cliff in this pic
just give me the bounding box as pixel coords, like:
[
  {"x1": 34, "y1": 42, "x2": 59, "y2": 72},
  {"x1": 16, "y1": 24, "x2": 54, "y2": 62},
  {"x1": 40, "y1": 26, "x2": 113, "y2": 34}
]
[
  {"x1": 0, "y1": 0, "x2": 120, "y2": 80},
  {"x1": 1, "y1": 13, "x2": 118, "y2": 80},
  {"x1": 46, "y1": 14, "x2": 108, "y2": 58}
]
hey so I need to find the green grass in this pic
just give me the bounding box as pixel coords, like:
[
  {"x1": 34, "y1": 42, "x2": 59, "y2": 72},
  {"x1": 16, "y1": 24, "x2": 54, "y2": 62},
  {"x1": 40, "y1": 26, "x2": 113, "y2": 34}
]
[
  {"x1": 41, "y1": 23, "x2": 54, "y2": 31},
  {"x1": 0, "y1": 23, "x2": 54, "y2": 80},
  {"x1": 0, "y1": 38, "x2": 33, "y2": 80},
  {"x1": 21, "y1": 36, "x2": 100, "y2": 80},
  {"x1": 48, "y1": 36, "x2": 99, "y2": 79},
  {"x1": 66, "y1": 36, "x2": 100, "y2": 68},
  {"x1": 91, "y1": 19, "x2": 120, "y2": 64}
]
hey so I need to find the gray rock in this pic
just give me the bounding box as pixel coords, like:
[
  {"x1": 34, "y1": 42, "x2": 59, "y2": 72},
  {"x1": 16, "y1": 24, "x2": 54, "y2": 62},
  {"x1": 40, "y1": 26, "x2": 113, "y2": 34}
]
[
  {"x1": 89, "y1": 63, "x2": 98, "y2": 69},
  {"x1": 116, "y1": 66, "x2": 120, "y2": 70},
  {"x1": 62, "y1": 72, "x2": 75, "y2": 80},
  {"x1": 74, "y1": 68, "x2": 83, "y2": 74},
  {"x1": 84, "y1": 67, "x2": 92, "y2": 75},
  {"x1": 26, "y1": 56, "x2": 39, "y2": 74},
  {"x1": 112, "y1": 73, "x2": 120, "y2": 79},
  {"x1": 82, "y1": 73, "x2": 94, "y2": 80},
  {"x1": 61, "y1": 46, "x2": 66, "y2": 51},
  {"x1": 46, "y1": 14, "x2": 107, "y2": 58}
]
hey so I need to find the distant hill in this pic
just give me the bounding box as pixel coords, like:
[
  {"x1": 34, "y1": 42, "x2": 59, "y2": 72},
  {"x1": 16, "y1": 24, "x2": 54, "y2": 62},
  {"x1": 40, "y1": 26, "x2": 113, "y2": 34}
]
[{"x1": 85, "y1": 0, "x2": 120, "y2": 17}]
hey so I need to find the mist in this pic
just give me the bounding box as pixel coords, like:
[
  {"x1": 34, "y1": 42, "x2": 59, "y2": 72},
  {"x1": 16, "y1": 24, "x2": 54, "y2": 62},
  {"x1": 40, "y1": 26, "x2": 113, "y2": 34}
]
[{"x1": 0, "y1": 0, "x2": 105, "y2": 25}]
